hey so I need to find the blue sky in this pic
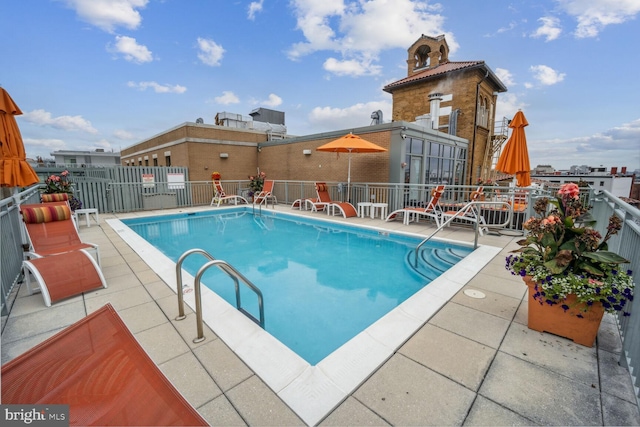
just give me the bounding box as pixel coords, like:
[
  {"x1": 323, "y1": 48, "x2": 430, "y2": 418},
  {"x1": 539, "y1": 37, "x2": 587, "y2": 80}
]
[{"x1": 3, "y1": 0, "x2": 639, "y2": 171}]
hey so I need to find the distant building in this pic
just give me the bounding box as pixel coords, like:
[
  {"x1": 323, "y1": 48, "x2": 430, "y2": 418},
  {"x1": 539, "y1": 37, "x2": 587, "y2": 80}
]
[
  {"x1": 534, "y1": 164, "x2": 554, "y2": 174},
  {"x1": 532, "y1": 171, "x2": 633, "y2": 198},
  {"x1": 51, "y1": 149, "x2": 120, "y2": 167}
]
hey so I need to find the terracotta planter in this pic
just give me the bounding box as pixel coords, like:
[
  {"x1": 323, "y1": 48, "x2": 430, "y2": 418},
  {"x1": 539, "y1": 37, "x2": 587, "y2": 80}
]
[{"x1": 523, "y1": 276, "x2": 605, "y2": 347}]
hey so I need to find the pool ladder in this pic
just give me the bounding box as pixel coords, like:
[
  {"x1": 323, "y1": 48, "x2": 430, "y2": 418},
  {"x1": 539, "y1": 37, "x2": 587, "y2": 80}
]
[{"x1": 175, "y1": 249, "x2": 265, "y2": 343}]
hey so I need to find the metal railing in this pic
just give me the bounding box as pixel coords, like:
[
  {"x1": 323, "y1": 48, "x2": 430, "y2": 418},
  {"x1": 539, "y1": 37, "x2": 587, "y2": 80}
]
[
  {"x1": 175, "y1": 249, "x2": 264, "y2": 343},
  {"x1": 0, "y1": 185, "x2": 42, "y2": 317},
  {"x1": 414, "y1": 200, "x2": 513, "y2": 260},
  {"x1": 590, "y1": 191, "x2": 640, "y2": 408}
]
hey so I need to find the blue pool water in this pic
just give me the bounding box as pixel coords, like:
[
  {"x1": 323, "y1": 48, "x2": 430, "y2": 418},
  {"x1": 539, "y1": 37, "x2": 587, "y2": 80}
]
[{"x1": 123, "y1": 208, "x2": 472, "y2": 364}]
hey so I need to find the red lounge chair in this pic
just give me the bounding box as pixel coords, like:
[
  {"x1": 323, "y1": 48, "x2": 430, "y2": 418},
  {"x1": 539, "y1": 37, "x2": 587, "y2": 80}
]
[
  {"x1": 308, "y1": 182, "x2": 357, "y2": 218},
  {"x1": 23, "y1": 249, "x2": 107, "y2": 306},
  {"x1": 253, "y1": 179, "x2": 277, "y2": 207},
  {"x1": 386, "y1": 185, "x2": 445, "y2": 225},
  {"x1": 1, "y1": 304, "x2": 208, "y2": 426},
  {"x1": 21, "y1": 202, "x2": 100, "y2": 266},
  {"x1": 210, "y1": 179, "x2": 248, "y2": 207}
]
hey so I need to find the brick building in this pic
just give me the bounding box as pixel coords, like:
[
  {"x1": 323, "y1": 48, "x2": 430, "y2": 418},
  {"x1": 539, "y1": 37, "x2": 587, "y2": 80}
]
[{"x1": 121, "y1": 35, "x2": 506, "y2": 187}]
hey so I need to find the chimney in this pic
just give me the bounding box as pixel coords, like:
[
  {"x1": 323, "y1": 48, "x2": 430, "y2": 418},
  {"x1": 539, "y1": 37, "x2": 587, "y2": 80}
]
[
  {"x1": 611, "y1": 167, "x2": 618, "y2": 175},
  {"x1": 621, "y1": 166, "x2": 627, "y2": 174},
  {"x1": 428, "y1": 93, "x2": 443, "y2": 130}
]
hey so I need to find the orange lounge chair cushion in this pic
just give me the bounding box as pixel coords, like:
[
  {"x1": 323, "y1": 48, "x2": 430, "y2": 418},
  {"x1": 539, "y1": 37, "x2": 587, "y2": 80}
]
[{"x1": 1, "y1": 304, "x2": 208, "y2": 426}]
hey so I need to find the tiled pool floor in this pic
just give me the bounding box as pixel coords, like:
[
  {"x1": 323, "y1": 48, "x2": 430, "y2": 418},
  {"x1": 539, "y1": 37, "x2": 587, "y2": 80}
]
[{"x1": 2, "y1": 205, "x2": 639, "y2": 426}]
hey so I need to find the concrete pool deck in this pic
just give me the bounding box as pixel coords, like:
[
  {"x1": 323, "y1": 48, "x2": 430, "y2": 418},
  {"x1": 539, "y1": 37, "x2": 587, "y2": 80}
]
[{"x1": 2, "y1": 205, "x2": 640, "y2": 426}]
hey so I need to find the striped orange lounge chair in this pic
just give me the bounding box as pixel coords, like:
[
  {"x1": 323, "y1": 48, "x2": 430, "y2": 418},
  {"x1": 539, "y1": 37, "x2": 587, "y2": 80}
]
[
  {"x1": 1, "y1": 303, "x2": 208, "y2": 426},
  {"x1": 20, "y1": 202, "x2": 100, "y2": 266},
  {"x1": 307, "y1": 182, "x2": 357, "y2": 218},
  {"x1": 386, "y1": 185, "x2": 445, "y2": 225}
]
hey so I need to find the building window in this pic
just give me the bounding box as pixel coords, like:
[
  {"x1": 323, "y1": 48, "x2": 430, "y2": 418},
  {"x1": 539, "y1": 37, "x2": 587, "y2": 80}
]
[
  {"x1": 145, "y1": 159, "x2": 149, "y2": 166},
  {"x1": 165, "y1": 155, "x2": 171, "y2": 167},
  {"x1": 153, "y1": 158, "x2": 158, "y2": 166},
  {"x1": 600, "y1": 181, "x2": 604, "y2": 186}
]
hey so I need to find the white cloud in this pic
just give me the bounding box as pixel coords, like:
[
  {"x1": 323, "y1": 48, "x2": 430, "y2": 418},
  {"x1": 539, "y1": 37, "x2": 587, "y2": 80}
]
[
  {"x1": 109, "y1": 35, "x2": 153, "y2": 63},
  {"x1": 495, "y1": 93, "x2": 527, "y2": 122},
  {"x1": 557, "y1": 0, "x2": 640, "y2": 38},
  {"x1": 214, "y1": 91, "x2": 240, "y2": 105},
  {"x1": 63, "y1": 0, "x2": 148, "y2": 33},
  {"x1": 22, "y1": 109, "x2": 98, "y2": 134},
  {"x1": 23, "y1": 137, "x2": 67, "y2": 151},
  {"x1": 262, "y1": 93, "x2": 283, "y2": 107},
  {"x1": 308, "y1": 100, "x2": 392, "y2": 131},
  {"x1": 113, "y1": 129, "x2": 135, "y2": 140},
  {"x1": 530, "y1": 65, "x2": 565, "y2": 85},
  {"x1": 495, "y1": 68, "x2": 515, "y2": 87},
  {"x1": 197, "y1": 37, "x2": 225, "y2": 66},
  {"x1": 529, "y1": 118, "x2": 640, "y2": 169},
  {"x1": 531, "y1": 16, "x2": 562, "y2": 41},
  {"x1": 323, "y1": 57, "x2": 382, "y2": 77},
  {"x1": 127, "y1": 81, "x2": 187, "y2": 93},
  {"x1": 287, "y1": 0, "x2": 456, "y2": 77},
  {"x1": 248, "y1": 0, "x2": 264, "y2": 20}
]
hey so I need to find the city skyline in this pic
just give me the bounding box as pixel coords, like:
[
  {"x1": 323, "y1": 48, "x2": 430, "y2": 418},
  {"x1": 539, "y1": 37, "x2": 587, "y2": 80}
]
[{"x1": 3, "y1": 0, "x2": 639, "y2": 171}]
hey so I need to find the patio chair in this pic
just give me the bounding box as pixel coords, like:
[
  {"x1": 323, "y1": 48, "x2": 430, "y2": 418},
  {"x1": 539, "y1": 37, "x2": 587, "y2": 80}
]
[
  {"x1": 21, "y1": 202, "x2": 100, "y2": 266},
  {"x1": 210, "y1": 179, "x2": 248, "y2": 207},
  {"x1": 386, "y1": 185, "x2": 445, "y2": 225},
  {"x1": 22, "y1": 249, "x2": 107, "y2": 306},
  {"x1": 253, "y1": 179, "x2": 277, "y2": 207},
  {"x1": 441, "y1": 187, "x2": 488, "y2": 235},
  {"x1": 1, "y1": 303, "x2": 208, "y2": 426},
  {"x1": 308, "y1": 182, "x2": 357, "y2": 218}
]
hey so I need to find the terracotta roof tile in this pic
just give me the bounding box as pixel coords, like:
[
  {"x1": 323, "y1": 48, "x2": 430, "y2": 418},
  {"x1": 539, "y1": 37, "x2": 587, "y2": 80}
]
[{"x1": 384, "y1": 61, "x2": 507, "y2": 92}]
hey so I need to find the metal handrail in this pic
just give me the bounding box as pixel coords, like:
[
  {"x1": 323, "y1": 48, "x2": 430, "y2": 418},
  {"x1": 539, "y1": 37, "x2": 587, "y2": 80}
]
[
  {"x1": 175, "y1": 249, "x2": 265, "y2": 343},
  {"x1": 414, "y1": 200, "x2": 513, "y2": 264},
  {"x1": 175, "y1": 249, "x2": 214, "y2": 320}
]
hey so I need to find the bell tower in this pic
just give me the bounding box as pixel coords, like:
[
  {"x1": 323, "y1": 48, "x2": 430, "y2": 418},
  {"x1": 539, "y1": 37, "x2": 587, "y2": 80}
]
[{"x1": 407, "y1": 34, "x2": 449, "y2": 75}]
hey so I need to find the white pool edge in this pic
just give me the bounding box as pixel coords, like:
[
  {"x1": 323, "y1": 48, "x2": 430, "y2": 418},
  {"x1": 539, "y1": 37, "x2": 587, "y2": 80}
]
[{"x1": 106, "y1": 211, "x2": 500, "y2": 426}]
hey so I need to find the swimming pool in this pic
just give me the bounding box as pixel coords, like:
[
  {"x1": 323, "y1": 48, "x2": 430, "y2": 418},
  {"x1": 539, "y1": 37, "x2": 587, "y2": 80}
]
[
  {"x1": 108, "y1": 206, "x2": 500, "y2": 425},
  {"x1": 121, "y1": 209, "x2": 473, "y2": 364}
]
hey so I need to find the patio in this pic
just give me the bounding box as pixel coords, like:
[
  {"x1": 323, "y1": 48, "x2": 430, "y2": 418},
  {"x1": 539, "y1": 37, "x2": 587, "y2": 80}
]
[{"x1": 2, "y1": 205, "x2": 639, "y2": 426}]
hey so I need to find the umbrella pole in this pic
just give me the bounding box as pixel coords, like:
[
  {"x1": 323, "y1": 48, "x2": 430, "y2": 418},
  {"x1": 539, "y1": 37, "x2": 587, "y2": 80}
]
[{"x1": 347, "y1": 150, "x2": 352, "y2": 203}]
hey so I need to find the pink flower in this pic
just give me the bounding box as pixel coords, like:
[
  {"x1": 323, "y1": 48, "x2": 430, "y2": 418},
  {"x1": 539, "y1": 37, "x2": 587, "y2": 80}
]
[
  {"x1": 558, "y1": 182, "x2": 580, "y2": 199},
  {"x1": 61, "y1": 170, "x2": 69, "y2": 177}
]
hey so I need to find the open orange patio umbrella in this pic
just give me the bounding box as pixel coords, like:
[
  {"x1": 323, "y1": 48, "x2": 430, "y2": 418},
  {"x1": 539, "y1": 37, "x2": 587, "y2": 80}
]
[
  {"x1": 496, "y1": 110, "x2": 531, "y2": 187},
  {"x1": 316, "y1": 133, "x2": 387, "y2": 201},
  {"x1": 0, "y1": 88, "x2": 39, "y2": 191}
]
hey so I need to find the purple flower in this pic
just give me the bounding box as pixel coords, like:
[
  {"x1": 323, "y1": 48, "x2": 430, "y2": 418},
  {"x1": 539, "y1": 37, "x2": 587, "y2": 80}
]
[{"x1": 561, "y1": 304, "x2": 569, "y2": 312}]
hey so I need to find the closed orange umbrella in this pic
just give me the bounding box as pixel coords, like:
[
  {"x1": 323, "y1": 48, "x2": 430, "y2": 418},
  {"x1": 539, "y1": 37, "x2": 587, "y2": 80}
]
[
  {"x1": 496, "y1": 110, "x2": 531, "y2": 187},
  {"x1": 316, "y1": 133, "x2": 387, "y2": 201},
  {"x1": 0, "y1": 88, "x2": 39, "y2": 189}
]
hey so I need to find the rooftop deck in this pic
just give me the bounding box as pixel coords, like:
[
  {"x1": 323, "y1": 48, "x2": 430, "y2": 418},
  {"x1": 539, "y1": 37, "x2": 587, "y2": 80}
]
[{"x1": 2, "y1": 205, "x2": 639, "y2": 426}]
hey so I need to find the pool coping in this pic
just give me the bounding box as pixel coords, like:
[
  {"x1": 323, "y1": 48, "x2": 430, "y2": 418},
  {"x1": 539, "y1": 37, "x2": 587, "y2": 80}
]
[{"x1": 106, "y1": 208, "x2": 501, "y2": 426}]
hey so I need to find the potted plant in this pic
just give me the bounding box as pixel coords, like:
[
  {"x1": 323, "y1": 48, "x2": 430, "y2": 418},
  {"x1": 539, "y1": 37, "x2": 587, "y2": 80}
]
[
  {"x1": 43, "y1": 170, "x2": 83, "y2": 211},
  {"x1": 505, "y1": 182, "x2": 634, "y2": 346}
]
